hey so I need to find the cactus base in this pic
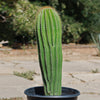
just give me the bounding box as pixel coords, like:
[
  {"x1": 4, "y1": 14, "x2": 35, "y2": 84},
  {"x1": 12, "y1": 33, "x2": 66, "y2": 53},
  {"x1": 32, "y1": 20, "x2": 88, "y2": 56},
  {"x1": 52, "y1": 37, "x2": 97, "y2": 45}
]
[{"x1": 24, "y1": 86, "x2": 80, "y2": 100}]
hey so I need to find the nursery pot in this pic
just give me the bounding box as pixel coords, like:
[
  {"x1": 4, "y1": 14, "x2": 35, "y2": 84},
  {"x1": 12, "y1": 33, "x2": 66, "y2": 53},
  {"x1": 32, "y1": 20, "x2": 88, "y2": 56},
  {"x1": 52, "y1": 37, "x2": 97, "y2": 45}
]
[{"x1": 24, "y1": 86, "x2": 80, "y2": 100}]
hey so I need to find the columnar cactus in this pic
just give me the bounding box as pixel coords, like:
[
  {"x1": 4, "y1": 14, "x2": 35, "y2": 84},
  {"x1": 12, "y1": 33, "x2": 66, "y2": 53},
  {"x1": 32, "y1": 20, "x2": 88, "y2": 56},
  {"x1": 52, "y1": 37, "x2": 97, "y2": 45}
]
[{"x1": 36, "y1": 7, "x2": 62, "y2": 96}]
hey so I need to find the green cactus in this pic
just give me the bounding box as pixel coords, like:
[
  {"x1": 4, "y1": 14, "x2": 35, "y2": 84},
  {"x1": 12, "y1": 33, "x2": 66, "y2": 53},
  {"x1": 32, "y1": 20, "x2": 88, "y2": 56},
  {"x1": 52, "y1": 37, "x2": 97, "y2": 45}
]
[{"x1": 36, "y1": 6, "x2": 62, "y2": 96}]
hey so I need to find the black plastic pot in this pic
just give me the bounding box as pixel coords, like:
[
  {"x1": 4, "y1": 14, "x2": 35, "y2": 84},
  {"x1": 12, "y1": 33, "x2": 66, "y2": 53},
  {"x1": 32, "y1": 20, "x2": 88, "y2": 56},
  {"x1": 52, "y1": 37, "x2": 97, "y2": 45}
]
[{"x1": 24, "y1": 86, "x2": 80, "y2": 100}]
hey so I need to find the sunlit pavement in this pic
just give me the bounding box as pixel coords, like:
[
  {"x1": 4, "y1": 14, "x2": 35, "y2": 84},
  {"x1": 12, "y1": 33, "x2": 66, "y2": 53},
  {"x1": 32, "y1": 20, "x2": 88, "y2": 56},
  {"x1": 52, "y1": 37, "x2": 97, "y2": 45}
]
[{"x1": 0, "y1": 60, "x2": 100, "y2": 100}]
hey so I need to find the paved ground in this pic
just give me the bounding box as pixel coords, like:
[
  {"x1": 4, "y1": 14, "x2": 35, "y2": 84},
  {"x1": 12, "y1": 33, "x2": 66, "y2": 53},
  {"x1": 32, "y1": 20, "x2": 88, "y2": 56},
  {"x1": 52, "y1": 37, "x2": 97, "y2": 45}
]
[{"x1": 0, "y1": 60, "x2": 100, "y2": 100}]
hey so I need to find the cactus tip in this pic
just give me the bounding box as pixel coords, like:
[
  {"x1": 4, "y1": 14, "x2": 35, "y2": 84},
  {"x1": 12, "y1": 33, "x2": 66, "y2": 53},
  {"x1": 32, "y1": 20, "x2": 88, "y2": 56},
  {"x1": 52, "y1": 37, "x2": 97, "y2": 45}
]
[{"x1": 41, "y1": 6, "x2": 54, "y2": 10}]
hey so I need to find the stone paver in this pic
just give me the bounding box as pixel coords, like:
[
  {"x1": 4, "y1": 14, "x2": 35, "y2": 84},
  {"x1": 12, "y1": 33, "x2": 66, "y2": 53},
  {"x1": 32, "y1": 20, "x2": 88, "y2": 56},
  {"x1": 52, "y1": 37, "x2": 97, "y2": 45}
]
[
  {"x1": 79, "y1": 94, "x2": 100, "y2": 100},
  {"x1": 0, "y1": 61, "x2": 40, "y2": 74},
  {"x1": 0, "y1": 75, "x2": 34, "y2": 98},
  {"x1": 0, "y1": 60, "x2": 100, "y2": 74}
]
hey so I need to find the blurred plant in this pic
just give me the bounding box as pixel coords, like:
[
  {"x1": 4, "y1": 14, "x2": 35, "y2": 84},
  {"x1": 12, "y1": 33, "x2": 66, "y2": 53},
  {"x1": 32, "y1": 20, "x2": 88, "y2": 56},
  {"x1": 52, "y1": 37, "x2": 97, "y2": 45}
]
[
  {"x1": 0, "y1": 0, "x2": 39, "y2": 45},
  {"x1": 91, "y1": 33, "x2": 100, "y2": 55},
  {"x1": 0, "y1": 0, "x2": 100, "y2": 44},
  {"x1": 88, "y1": 13, "x2": 100, "y2": 55},
  {"x1": 61, "y1": 0, "x2": 100, "y2": 43},
  {"x1": 38, "y1": 0, "x2": 100, "y2": 44},
  {"x1": 11, "y1": 0, "x2": 38, "y2": 35},
  {"x1": 91, "y1": 68, "x2": 99, "y2": 73},
  {"x1": 13, "y1": 71, "x2": 37, "y2": 80},
  {"x1": 11, "y1": 0, "x2": 39, "y2": 44},
  {"x1": 62, "y1": 16, "x2": 86, "y2": 43},
  {"x1": 0, "y1": 0, "x2": 15, "y2": 42}
]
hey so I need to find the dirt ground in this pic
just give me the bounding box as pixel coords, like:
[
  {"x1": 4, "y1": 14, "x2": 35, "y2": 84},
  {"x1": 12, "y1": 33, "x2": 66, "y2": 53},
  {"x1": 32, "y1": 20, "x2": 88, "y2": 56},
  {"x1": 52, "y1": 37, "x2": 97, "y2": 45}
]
[
  {"x1": 0, "y1": 44, "x2": 100, "y2": 100},
  {"x1": 0, "y1": 44, "x2": 100, "y2": 61}
]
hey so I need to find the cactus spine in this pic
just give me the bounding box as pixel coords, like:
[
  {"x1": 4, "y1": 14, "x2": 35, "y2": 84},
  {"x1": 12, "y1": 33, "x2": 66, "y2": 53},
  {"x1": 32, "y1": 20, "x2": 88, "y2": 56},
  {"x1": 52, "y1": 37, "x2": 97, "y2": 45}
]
[{"x1": 36, "y1": 7, "x2": 62, "y2": 96}]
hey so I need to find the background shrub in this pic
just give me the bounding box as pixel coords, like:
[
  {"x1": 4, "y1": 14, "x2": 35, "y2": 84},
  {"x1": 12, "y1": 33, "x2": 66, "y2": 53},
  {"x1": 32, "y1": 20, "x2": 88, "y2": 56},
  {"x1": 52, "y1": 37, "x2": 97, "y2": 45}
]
[
  {"x1": 29, "y1": 0, "x2": 100, "y2": 44},
  {"x1": 0, "y1": 0, "x2": 39, "y2": 45},
  {"x1": 0, "y1": 0, "x2": 15, "y2": 42},
  {"x1": 0, "y1": 0, "x2": 100, "y2": 45},
  {"x1": 11, "y1": 0, "x2": 39, "y2": 44}
]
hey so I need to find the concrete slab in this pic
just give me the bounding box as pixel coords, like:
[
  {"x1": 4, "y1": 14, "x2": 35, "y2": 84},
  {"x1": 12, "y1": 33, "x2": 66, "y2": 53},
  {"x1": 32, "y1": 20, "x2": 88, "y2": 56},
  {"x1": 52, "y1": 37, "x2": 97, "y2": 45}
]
[
  {"x1": 79, "y1": 94, "x2": 100, "y2": 100},
  {"x1": 0, "y1": 75, "x2": 34, "y2": 98},
  {"x1": 62, "y1": 61, "x2": 100, "y2": 73},
  {"x1": 0, "y1": 60, "x2": 100, "y2": 99},
  {"x1": 0, "y1": 61, "x2": 40, "y2": 74},
  {"x1": 0, "y1": 60, "x2": 100, "y2": 75}
]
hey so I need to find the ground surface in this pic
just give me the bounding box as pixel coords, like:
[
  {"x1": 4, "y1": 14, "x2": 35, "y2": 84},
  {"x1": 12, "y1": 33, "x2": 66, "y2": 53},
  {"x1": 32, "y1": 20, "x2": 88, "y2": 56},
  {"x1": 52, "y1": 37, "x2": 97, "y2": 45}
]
[{"x1": 0, "y1": 44, "x2": 100, "y2": 100}]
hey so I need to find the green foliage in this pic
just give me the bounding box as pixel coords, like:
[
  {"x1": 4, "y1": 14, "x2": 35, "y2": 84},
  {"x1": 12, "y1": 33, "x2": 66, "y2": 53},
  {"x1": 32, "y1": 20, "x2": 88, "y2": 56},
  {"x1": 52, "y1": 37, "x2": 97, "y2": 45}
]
[
  {"x1": 34, "y1": 0, "x2": 100, "y2": 43},
  {"x1": 0, "y1": 0, "x2": 100, "y2": 44},
  {"x1": 13, "y1": 71, "x2": 37, "y2": 80},
  {"x1": 62, "y1": 16, "x2": 86, "y2": 43},
  {"x1": 91, "y1": 33, "x2": 100, "y2": 55},
  {"x1": 89, "y1": 12, "x2": 100, "y2": 55},
  {"x1": 91, "y1": 68, "x2": 99, "y2": 73},
  {"x1": 11, "y1": 0, "x2": 39, "y2": 44},
  {"x1": 11, "y1": 0, "x2": 38, "y2": 36},
  {"x1": 36, "y1": 7, "x2": 62, "y2": 96},
  {"x1": 0, "y1": 0, "x2": 15, "y2": 42},
  {"x1": 58, "y1": 0, "x2": 100, "y2": 43},
  {"x1": 89, "y1": 13, "x2": 100, "y2": 33},
  {"x1": 0, "y1": 0, "x2": 39, "y2": 44}
]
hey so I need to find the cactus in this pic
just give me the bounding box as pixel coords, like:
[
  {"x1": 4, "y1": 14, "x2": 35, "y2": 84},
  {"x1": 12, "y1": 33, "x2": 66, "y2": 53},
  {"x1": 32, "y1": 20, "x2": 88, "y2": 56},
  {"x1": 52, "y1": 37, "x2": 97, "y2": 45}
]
[{"x1": 36, "y1": 7, "x2": 62, "y2": 96}]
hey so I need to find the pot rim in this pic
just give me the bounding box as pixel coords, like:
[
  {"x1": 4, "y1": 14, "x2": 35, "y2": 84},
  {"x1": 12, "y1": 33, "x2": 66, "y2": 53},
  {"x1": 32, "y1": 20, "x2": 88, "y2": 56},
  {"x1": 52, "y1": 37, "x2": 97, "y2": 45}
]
[{"x1": 24, "y1": 86, "x2": 80, "y2": 98}]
